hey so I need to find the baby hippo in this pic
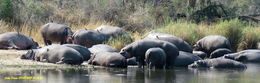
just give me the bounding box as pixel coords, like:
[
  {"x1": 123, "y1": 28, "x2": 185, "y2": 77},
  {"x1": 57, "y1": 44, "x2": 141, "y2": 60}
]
[
  {"x1": 145, "y1": 48, "x2": 166, "y2": 69},
  {"x1": 88, "y1": 52, "x2": 127, "y2": 68},
  {"x1": 188, "y1": 58, "x2": 246, "y2": 69}
]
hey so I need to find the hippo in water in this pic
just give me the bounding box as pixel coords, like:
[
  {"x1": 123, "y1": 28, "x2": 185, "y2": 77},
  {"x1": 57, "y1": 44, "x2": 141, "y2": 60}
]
[
  {"x1": 144, "y1": 33, "x2": 192, "y2": 53},
  {"x1": 62, "y1": 44, "x2": 91, "y2": 61},
  {"x1": 21, "y1": 45, "x2": 84, "y2": 65},
  {"x1": 174, "y1": 51, "x2": 202, "y2": 67},
  {"x1": 72, "y1": 29, "x2": 108, "y2": 48},
  {"x1": 40, "y1": 23, "x2": 73, "y2": 45},
  {"x1": 188, "y1": 58, "x2": 246, "y2": 69},
  {"x1": 0, "y1": 32, "x2": 38, "y2": 50},
  {"x1": 88, "y1": 44, "x2": 117, "y2": 54},
  {"x1": 209, "y1": 48, "x2": 232, "y2": 59},
  {"x1": 224, "y1": 50, "x2": 260, "y2": 63},
  {"x1": 88, "y1": 52, "x2": 127, "y2": 68},
  {"x1": 120, "y1": 39, "x2": 179, "y2": 69},
  {"x1": 193, "y1": 35, "x2": 232, "y2": 56},
  {"x1": 145, "y1": 48, "x2": 166, "y2": 69},
  {"x1": 193, "y1": 51, "x2": 207, "y2": 59}
]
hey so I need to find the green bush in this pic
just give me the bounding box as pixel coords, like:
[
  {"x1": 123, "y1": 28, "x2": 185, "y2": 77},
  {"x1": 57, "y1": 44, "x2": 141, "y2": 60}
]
[{"x1": 0, "y1": 0, "x2": 14, "y2": 20}]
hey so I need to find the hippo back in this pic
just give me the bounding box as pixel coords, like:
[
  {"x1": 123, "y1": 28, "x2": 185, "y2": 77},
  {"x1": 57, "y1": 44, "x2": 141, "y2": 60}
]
[
  {"x1": 174, "y1": 51, "x2": 202, "y2": 67},
  {"x1": 144, "y1": 33, "x2": 192, "y2": 53},
  {"x1": 0, "y1": 32, "x2": 38, "y2": 49}
]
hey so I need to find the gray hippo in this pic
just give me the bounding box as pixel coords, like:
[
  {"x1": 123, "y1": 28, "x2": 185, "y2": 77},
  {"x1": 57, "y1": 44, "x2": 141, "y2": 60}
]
[
  {"x1": 144, "y1": 33, "x2": 192, "y2": 53},
  {"x1": 88, "y1": 44, "x2": 117, "y2": 54},
  {"x1": 88, "y1": 52, "x2": 127, "y2": 68},
  {"x1": 21, "y1": 45, "x2": 84, "y2": 65},
  {"x1": 193, "y1": 35, "x2": 232, "y2": 56},
  {"x1": 72, "y1": 29, "x2": 108, "y2": 48},
  {"x1": 95, "y1": 25, "x2": 130, "y2": 38},
  {"x1": 145, "y1": 48, "x2": 166, "y2": 69},
  {"x1": 224, "y1": 50, "x2": 260, "y2": 62},
  {"x1": 120, "y1": 39, "x2": 179, "y2": 69},
  {"x1": 127, "y1": 57, "x2": 138, "y2": 66},
  {"x1": 0, "y1": 32, "x2": 38, "y2": 50},
  {"x1": 174, "y1": 51, "x2": 202, "y2": 67},
  {"x1": 193, "y1": 51, "x2": 207, "y2": 59},
  {"x1": 62, "y1": 44, "x2": 91, "y2": 61},
  {"x1": 40, "y1": 23, "x2": 73, "y2": 45},
  {"x1": 188, "y1": 58, "x2": 246, "y2": 69},
  {"x1": 209, "y1": 48, "x2": 232, "y2": 59}
]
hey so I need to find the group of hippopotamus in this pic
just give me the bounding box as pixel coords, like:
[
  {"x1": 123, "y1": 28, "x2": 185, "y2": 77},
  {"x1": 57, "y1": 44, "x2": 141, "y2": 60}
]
[{"x1": 2, "y1": 22, "x2": 260, "y2": 69}]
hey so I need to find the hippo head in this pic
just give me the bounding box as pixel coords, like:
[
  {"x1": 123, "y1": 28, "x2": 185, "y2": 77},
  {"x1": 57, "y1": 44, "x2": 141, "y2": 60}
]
[
  {"x1": 120, "y1": 46, "x2": 133, "y2": 58},
  {"x1": 30, "y1": 38, "x2": 39, "y2": 49},
  {"x1": 223, "y1": 53, "x2": 238, "y2": 60},
  {"x1": 20, "y1": 50, "x2": 35, "y2": 59},
  {"x1": 188, "y1": 60, "x2": 208, "y2": 68},
  {"x1": 193, "y1": 42, "x2": 203, "y2": 51}
]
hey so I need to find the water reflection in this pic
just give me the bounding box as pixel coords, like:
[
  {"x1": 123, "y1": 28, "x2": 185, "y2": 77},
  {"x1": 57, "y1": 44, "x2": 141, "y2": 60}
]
[{"x1": 0, "y1": 64, "x2": 260, "y2": 83}]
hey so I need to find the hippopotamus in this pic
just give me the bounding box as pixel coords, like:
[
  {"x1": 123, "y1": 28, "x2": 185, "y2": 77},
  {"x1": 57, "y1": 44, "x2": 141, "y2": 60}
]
[
  {"x1": 193, "y1": 35, "x2": 232, "y2": 56},
  {"x1": 40, "y1": 23, "x2": 73, "y2": 45},
  {"x1": 62, "y1": 44, "x2": 91, "y2": 61},
  {"x1": 72, "y1": 29, "x2": 108, "y2": 48},
  {"x1": 144, "y1": 33, "x2": 192, "y2": 53},
  {"x1": 120, "y1": 39, "x2": 179, "y2": 69},
  {"x1": 95, "y1": 25, "x2": 130, "y2": 38},
  {"x1": 88, "y1": 52, "x2": 127, "y2": 68},
  {"x1": 127, "y1": 57, "x2": 138, "y2": 66},
  {"x1": 224, "y1": 50, "x2": 260, "y2": 63},
  {"x1": 174, "y1": 51, "x2": 202, "y2": 67},
  {"x1": 188, "y1": 58, "x2": 246, "y2": 69},
  {"x1": 88, "y1": 44, "x2": 117, "y2": 54},
  {"x1": 0, "y1": 32, "x2": 38, "y2": 50},
  {"x1": 145, "y1": 48, "x2": 166, "y2": 69},
  {"x1": 21, "y1": 45, "x2": 84, "y2": 65},
  {"x1": 193, "y1": 51, "x2": 207, "y2": 59},
  {"x1": 209, "y1": 48, "x2": 232, "y2": 59}
]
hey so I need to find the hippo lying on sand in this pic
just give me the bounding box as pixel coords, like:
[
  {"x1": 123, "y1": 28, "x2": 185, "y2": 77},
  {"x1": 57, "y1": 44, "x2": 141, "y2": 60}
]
[
  {"x1": 40, "y1": 23, "x2": 73, "y2": 45},
  {"x1": 62, "y1": 44, "x2": 91, "y2": 61},
  {"x1": 120, "y1": 39, "x2": 179, "y2": 69},
  {"x1": 145, "y1": 48, "x2": 166, "y2": 69},
  {"x1": 0, "y1": 32, "x2": 38, "y2": 50},
  {"x1": 21, "y1": 45, "x2": 84, "y2": 65},
  {"x1": 144, "y1": 33, "x2": 192, "y2": 53},
  {"x1": 88, "y1": 52, "x2": 127, "y2": 68},
  {"x1": 72, "y1": 29, "x2": 108, "y2": 48},
  {"x1": 224, "y1": 50, "x2": 260, "y2": 63},
  {"x1": 188, "y1": 58, "x2": 246, "y2": 69},
  {"x1": 174, "y1": 51, "x2": 202, "y2": 67},
  {"x1": 194, "y1": 35, "x2": 232, "y2": 56}
]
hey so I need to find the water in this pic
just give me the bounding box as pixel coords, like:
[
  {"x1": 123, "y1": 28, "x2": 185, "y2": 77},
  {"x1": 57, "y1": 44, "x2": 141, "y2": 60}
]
[{"x1": 0, "y1": 63, "x2": 260, "y2": 83}]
